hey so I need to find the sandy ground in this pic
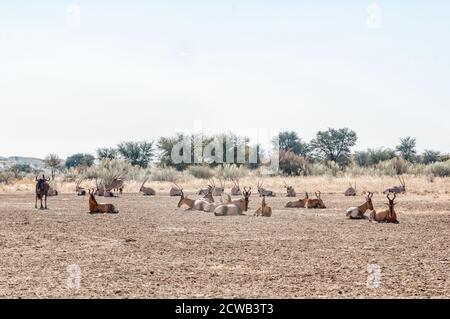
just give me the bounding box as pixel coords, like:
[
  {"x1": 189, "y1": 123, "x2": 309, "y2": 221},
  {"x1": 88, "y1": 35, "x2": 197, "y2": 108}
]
[{"x1": 0, "y1": 191, "x2": 449, "y2": 299}]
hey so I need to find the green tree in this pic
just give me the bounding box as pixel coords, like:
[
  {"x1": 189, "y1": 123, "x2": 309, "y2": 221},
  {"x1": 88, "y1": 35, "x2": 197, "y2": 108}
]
[
  {"x1": 274, "y1": 131, "x2": 309, "y2": 157},
  {"x1": 43, "y1": 153, "x2": 62, "y2": 179},
  {"x1": 421, "y1": 150, "x2": 441, "y2": 164},
  {"x1": 117, "y1": 141, "x2": 154, "y2": 168},
  {"x1": 65, "y1": 153, "x2": 95, "y2": 169},
  {"x1": 96, "y1": 147, "x2": 118, "y2": 161},
  {"x1": 310, "y1": 128, "x2": 357, "y2": 166},
  {"x1": 396, "y1": 137, "x2": 417, "y2": 162},
  {"x1": 355, "y1": 147, "x2": 397, "y2": 166}
]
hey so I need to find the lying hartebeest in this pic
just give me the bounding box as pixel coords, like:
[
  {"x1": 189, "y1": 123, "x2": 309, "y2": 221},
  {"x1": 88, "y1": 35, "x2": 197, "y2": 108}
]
[
  {"x1": 346, "y1": 192, "x2": 374, "y2": 219},
  {"x1": 88, "y1": 189, "x2": 118, "y2": 214},
  {"x1": 305, "y1": 191, "x2": 326, "y2": 209},
  {"x1": 369, "y1": 192, "x2": 400, "y2": 224},
  {"x1": 214, "y1": 187, "x2": 251, "y2": 216},
  {"x1": 35, "y1": 175, "x2": 50, "y2": 209},
  {"x1": 285, "y1": 192, "x2": 308, "y2": 208},
  {"x1": 254, "y1": 196, "x2": 272, "y2": 217},
  {"x1": 225, "y1": 187, "x2": 252, "y2": 212}
]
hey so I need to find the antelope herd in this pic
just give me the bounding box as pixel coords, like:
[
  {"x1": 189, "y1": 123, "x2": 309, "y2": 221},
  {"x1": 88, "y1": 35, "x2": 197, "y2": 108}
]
[{"x1": 33, "y1": 174, "x2": 406, "y2": 224}]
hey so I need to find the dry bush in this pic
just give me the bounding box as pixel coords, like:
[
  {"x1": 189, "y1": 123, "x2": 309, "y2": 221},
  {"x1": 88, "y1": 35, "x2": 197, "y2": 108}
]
[
  {"x1": 150, "y1": 166, "x2": 184, "y2": 182},
  {"x1": 84, "y1": 159, "x2": 132, "y2": 187},
  {"x1": 216, "y1": 164, "x2": 249, "y2": 180},
  {"x1": 426, "y1": 160, "x2": 450, "y2": 177},
  {"x1": 188, "y1": 165, "x2": 215, "y2": 179}
]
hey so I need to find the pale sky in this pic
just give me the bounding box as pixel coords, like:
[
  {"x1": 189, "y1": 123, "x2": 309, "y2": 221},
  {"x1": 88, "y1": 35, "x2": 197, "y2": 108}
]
[{"x1": 1, "y1": 1, "x2": 449, "y2": 158}]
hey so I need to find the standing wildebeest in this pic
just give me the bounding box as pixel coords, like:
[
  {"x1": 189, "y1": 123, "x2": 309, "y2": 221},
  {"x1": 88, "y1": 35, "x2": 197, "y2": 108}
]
[{"x1": 35, "y1": 175, "x2": 50, "y2": 209}]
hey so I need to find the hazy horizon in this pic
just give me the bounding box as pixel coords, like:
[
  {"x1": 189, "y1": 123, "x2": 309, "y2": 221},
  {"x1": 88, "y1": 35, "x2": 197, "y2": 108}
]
[{"x1": 1, "y1": 1, "x2": 449, "y2": 158}]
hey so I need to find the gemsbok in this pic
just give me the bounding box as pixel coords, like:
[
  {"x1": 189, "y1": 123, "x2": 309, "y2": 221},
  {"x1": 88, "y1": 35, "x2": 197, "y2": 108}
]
[
  {"x1": 198, "y1": 181, "x2": 214, "y2": 196},
  {"x1": 106, "y1": 178, "x2": 124, "y2": 195},
  {"x1": 345, "y1": 182, "x2": 357, "y2": 196},
  {"x1": 95, "y1": 185, "x2": 114, "y2": 198},
  {"x1": 346, "y1": 192, "x2": 374, "y2": 219},
  {"x1": 369, "y1": 192, "x2": 400, "y2": 224},
  {"x1": 140, "y1": 178, "x2": 156, "y2": 196},
  {"x1": 212, "y1": 178, "x2": 225, "y2": 196},
  {"x1": 254, "y1": 196, "x2": 272, "y2": 217},
  {"x1": 88, "y1": 189, "x2": 119, "y2": 214},
  {"x1": 230, "y1": 178, "x2": 242, "y2": 195},
  {"x1": 199, "y1": 186, "x2": 214, "y2": 203},
  {"x1": 47, "y1": 186, "x2": 59, "y2": 197},
  {"x1": 76, "y1": 179, "x2": 86, "y2": 196},
  {"x1": 285, "y1": 192, "x2": 308, "y2": 208},
  {"x1": 35, "y1": 175, "x2": 50, "y2": 209},
  {"x1": 257, "y1": 180, "x2": 276, "y2": 197},
  {"x1": 284, "y1": 181, "x2": 296, "y2": 197},
  {"x1": 383, "y1": 175, "x2": 406, "y2": 194},
  {"x1": 170, "y1": 184, "x2": 183, "y2": 196},
  {"x1": 305, "y1": 191, "x2": 326, "y2": 209}
]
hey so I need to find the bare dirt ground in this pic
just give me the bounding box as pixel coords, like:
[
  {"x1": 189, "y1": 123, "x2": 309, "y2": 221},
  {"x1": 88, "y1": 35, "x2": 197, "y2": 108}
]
[{"x1": 0, "y1": 191, "x2": 449, "y2": 299}]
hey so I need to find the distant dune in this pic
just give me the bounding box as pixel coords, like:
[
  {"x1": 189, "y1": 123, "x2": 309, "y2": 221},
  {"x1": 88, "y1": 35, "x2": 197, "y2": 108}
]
[{"x1": 0, "y1": 156, "x2": 44, "y2": 170}]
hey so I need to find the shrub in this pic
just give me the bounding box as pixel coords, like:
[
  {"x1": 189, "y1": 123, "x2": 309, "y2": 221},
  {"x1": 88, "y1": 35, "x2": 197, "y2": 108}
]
[
  {"x1": 426, "y1": 161, "x2": 450, "y2": 177},
  {"x1": 278, "y1": 150, "x2": 309, "y2": 176},
  {"x1": 84, "y1": 159, "x2": 132, "y2": 187},
  {"x1": 0, "y1": 170, "x2": 14, "y2": 184},
  {"x1": 188, "y1": 165, "x2": 215, "y2": 179},
  {"x1": 150, "y1": 166, "x2": 183, "y2": 182},
  {"x1": 218, "y1": 164, "x2": 249, "y2": 180}
]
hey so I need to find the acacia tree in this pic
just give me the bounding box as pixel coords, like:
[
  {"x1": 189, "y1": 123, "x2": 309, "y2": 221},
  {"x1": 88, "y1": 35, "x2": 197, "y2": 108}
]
[
  {"x1": 9, "y1": 163, "x2": 32, "y2": 178},
  {"x1": 310, "y1": 128, "x2": 357, "y2": 166},
  {"x1": 65, "y1": 153, "x2": 95, "y2": 169},
  {"x1": 117, "y1": 141, "x2": 154, "y2": 168},
  {"x1": 96, "y1": 147, "x2": 118, "y2": 161},
  {"x1": 396, "y1": 137, "x2": 417, "y2": 162},
  {"x1": 44, "y1": 153, "x2": 62, "y2": 179},
  {"x1": 274, "y1": 131, "x2": 309, "y2": 157},
  {"x1": 421, "y1": 150, "x2": 441, "y2": 164}
]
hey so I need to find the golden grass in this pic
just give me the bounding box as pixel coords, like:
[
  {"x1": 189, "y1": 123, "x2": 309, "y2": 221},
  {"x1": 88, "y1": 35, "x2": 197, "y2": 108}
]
[{"x1": 1, "y1": 175, "x2": 449, "y2": 195}]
